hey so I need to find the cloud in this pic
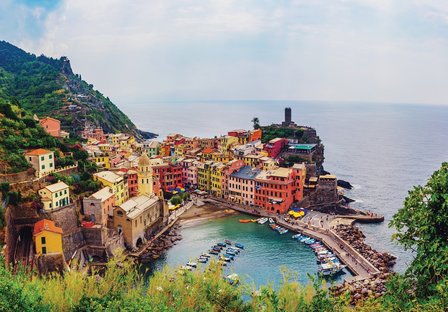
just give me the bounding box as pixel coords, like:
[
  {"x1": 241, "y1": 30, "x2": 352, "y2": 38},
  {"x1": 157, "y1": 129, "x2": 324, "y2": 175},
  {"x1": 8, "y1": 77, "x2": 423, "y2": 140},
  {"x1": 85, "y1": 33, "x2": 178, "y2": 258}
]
[{"x1": 2, "y1": 0, "x2": 448, "y2": 105}]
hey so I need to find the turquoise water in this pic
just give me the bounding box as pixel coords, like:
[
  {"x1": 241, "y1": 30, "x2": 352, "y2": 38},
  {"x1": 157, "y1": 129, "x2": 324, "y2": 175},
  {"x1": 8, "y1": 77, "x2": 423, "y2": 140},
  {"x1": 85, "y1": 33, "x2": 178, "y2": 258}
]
[
  {"x1": 127, "y1": 100, "x2": 448, "y2": 273},
  {"x1": 149, "y1": 214, "x2": 351, "y2": 287}
]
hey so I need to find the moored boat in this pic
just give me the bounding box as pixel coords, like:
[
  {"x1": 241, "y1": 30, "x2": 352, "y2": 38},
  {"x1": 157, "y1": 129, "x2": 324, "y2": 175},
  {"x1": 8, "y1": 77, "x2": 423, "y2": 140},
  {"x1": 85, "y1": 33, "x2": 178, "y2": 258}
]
[
  {"x1": 225, "y1": 273, "x2": 240, "y2": 285},
  {"x1": 257, "y1": 217, "x2": 268, "y2": 224},
  {"x1": 235, "y1": 243, "x2": 244, "y2": 249},
  {"x1": 186, "y1": 262, "x2": 197, "y2": 268},
  {"x1": 239, "y1": 219, "x2": 252, "y2": 223},
  {"x1": 224, "y1": 239, "x2": 232, "y2": 245},
  {"x1": 268, "y1": 218, "x2": 275, "y2": 224}
]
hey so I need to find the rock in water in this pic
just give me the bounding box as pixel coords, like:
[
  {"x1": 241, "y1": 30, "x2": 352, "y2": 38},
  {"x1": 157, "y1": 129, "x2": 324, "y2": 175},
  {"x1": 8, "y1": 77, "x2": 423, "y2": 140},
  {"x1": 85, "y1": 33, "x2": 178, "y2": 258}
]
[{"x1": 338, "y1": 180, "x2": 353, "y2": 189}]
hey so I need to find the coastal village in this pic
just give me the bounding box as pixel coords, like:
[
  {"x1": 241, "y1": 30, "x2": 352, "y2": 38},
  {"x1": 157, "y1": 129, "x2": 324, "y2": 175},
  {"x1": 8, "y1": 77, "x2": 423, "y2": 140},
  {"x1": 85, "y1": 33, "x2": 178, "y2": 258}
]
[{"x1": 1, "y1": 108, "x2": 395, "y2": 302}]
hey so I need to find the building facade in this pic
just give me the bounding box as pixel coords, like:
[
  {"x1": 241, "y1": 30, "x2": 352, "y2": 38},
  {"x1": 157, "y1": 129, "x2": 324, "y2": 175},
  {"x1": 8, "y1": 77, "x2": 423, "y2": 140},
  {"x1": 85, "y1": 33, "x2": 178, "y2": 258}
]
[
  {"x1": 39, "y1": 181, "x2": 70, "y2": 210},
  {"x1": 25, "y1": 148, "x2": 55, "y2": 178}
]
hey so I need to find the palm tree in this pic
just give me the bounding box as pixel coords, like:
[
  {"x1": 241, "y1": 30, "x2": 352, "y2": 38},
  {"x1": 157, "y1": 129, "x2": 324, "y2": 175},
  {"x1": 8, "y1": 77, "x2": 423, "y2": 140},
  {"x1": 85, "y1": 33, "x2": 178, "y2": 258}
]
[{"x1": 251, "y1": 117, "x2": 260, "y2": 129}]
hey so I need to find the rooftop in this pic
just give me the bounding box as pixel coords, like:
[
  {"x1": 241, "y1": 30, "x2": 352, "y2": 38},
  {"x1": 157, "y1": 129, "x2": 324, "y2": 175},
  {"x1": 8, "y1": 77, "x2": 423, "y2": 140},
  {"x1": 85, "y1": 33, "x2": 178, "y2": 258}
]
[
  {"x1": 25, "y1": 148, "x2": 52, "y2": 156},
  {"x1": 288, "y1": 144, "x2": 317, "y2": 150},
  {"x1": 42, "y1": 181, "x2": 69, "y2": 193},
  {"x1": 34, "y1": 219, "x2": 63, "y2": 236},
  {"x1": 119, "y1": 195, "x2": 160, "y2": 219},
  {"x1": 89, "y1": 187, "x2": 114, "y2": 201},
  {"x1": 94, "y1": 171, "x2": 123, "y2": 183},
  {"x1": 230, "y1": 166, "x2": 261, "y2": 180}
]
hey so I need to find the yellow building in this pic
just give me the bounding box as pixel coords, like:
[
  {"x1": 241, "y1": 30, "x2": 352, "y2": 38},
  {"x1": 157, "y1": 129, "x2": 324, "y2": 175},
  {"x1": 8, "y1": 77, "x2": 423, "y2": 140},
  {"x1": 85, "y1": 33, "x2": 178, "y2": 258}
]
[
  {"x1": 197, "y1": 161, "x2": 213, "y2": 191},
  {"x1": 39, "y1": 181, "x2": 70, "y2": 210},
  {"x1": 219, "y1": 136, "x2": 239, "y2": 152},
  {"x1": 137, "y1": 153, "x2": 153, "y2": 196},
  {"x1": 174, "y1": 144, "x2": 187, "y2": 157},
  {"x1": 108, "y1": 134, "x2": 121, "y2": 146},
  {"x1": 211, "y1": 152, "x2": 232, "y2": 164},
  {"x1": 92, "y1": 156, "x2": 110, "y2": 169},
  {"x1": 210, "y1": 162, "x2": 225, "y2": 197},
  {"x1": 93, "y1": 171, "x2": 128, "y2": 205},
  {"x1": 33, "y1": 219, "x2": 63, "y2": 255},
  {"x1": 25, "y1": 148, "x2": 55, "y2": 178},
  {"x1": 237, "y1": 154, "x2": 262, "y2": 167},
  {"x1": 98, "y1": 143, "x2": 113, "y2": 153}
]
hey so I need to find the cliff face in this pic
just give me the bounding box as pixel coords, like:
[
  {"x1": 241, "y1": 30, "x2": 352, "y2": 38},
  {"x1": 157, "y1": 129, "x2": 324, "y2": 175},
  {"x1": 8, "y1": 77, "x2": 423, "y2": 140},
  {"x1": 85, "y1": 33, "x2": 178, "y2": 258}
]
[{"x1": 0, "y1": 40, "x2": 156, "y2": 140}]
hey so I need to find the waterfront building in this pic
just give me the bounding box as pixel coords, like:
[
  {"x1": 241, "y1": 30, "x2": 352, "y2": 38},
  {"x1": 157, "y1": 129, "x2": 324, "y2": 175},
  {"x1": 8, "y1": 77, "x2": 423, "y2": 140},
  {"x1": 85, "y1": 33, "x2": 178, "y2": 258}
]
[
  {"x1": 93, "y1": 171, "x2": 128, "y2": 205},
  {"x1": 137, "y1": 153, "x2": 153, "y2": 196},
  {"x1": 113, "y1": 195, "x2": 162, "y2": 249},
  {"x1": 25, "y1": 148, "x2": 55, "y2": 178},
  {"x1": 254, "y1": 167, "x2": 303, "y2": 214},
  {"x1": 33, "y1": 219, "x2": 63, "y2": 255},
  {"x1": 263, "y1": 138, "x2": 288, "y2": 158},
  {"x1": 39, "y1": 181, "x2": 70, "y2": 210},
  {"x1": 83, "y1": 187, "x2": 115, "y2": 226},
  {"x1": 228, "y1": 165, "x2": 261, "y2": 205},
  {"x1": 39, "y1": 117, "x2": 61, "y2": 138}
]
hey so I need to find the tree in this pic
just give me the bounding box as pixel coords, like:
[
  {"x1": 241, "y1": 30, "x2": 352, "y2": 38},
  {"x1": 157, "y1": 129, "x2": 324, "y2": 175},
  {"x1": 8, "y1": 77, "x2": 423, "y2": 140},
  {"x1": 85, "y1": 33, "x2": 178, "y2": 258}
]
[
  {"x1": 251, "y1": 117, "x2": 260, "y2": 129},
  {"x1": 170, "y1": 195, "x2": 182, "y2": 206},
  {"x1": 390, "y1": 162, "x2": 448, "y2": 296}
]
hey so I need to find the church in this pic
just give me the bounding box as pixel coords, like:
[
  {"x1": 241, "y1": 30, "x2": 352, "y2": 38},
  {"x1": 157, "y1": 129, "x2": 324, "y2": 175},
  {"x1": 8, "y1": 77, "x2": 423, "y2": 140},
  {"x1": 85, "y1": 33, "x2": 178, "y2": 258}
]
[{"x1": 112, "y1": 153, "x2": 169, "y2": 250}]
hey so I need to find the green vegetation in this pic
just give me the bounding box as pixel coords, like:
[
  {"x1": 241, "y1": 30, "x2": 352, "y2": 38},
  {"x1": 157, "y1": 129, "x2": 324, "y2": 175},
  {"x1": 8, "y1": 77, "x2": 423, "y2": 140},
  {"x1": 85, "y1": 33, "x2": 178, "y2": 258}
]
[
  {"x1": 251, "y1": 117, "x2": 260, "y2": 130},
  {"x1": 390, "y1": 162, "x2": 448, "y2": 297},
  {"x1": 170, "y1": 195, "x2": 182, "y2": 206},
  {"x1": 261, "y1": 125, "x2": 304, "y2": 143},
  {"x1": 0, "y1": 40, "x2": 154, "y2": 138}
]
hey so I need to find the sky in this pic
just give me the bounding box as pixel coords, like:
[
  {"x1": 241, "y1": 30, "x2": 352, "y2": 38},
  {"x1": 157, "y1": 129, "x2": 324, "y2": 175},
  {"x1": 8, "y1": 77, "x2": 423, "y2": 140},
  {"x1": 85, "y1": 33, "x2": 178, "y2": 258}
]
[{"x1": 1, "y1": 0, "x2": 448, "y2": 106}]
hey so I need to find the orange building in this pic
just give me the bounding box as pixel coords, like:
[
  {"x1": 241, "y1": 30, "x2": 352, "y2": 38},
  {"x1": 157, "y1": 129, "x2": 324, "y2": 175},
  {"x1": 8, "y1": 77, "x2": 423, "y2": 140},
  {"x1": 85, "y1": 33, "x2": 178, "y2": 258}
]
[
  {"x1": 40, "y1": 117, "x2": 61, "y2": 137},
  {"x1": 249, "y1": 129, "x2": 262, "y2": 142}
]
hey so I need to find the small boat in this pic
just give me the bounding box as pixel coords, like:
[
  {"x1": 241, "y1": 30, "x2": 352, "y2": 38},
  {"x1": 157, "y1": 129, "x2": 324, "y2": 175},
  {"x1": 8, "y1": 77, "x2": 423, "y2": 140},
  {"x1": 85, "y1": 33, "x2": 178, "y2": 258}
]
[
  {"x1": 201, "y1": 253, "x2": 211, "y2": 258},
  {"x1": 225, "y1": 273, "x2": 240, "y2": 285},
  {"x1": 319, "y1": 262, "x2": 347, "y2": 277},
  {"x1": 186, "y1": 262, "x2": 197, "y2": 268},
  {"x1": 304, "y1": 239, "x2": 316, "y2": 245},
  {"x1": 227, "y1": 247, "x2": 240, "y2": 254},
  {"x1": 209, "y1": 250, "x2": 220, "y2": 255},
  {"x1": 278, "y1": 228, "x2": 288, "y2": 235},
  {"x1": 217, "y1": 242, "x2": 226, "y2": 247},
  {"x1": 224, "y1": 239, "x2": 232, "y2": 245},
  {"x1": 212, "y1": 245, "x2": 223, "y2": 250},
  {"x1": 180, "y1": 265, "x2": 192, "y2": 271},
  {"x1": 198, "y1": 258, "x2": 208, "y2": 263},
  {"x1": 218, "y1": 260, "x2": 227, "y2": 266},
  {"x1": 235, "y1": 243, "x2": 244, "y2": 249},
  {"x1": 220, "y1": 256, "x2": 232, "y2": 262},
  {"x1": 224, "y1": 253, "x2": 235, "y2": 260},
  {"x1": 257, "y1": 217, "x2": 268, "y2": 224},
  {"x1": 269, "y1": 218, "x2": 275, "y2": 224},
  {"x1": 226, "y1": 249, "x2": 237, "y2": 256},
  {"x1": 270, "y1": 224, "x2": 279, "y2": 230},
  {"x1": 239, "y1": 219, "x2": 252, "y2": 223},
  {"x1": 292, "y1": 234, "x2": 302, "y2": 240},
  {"x1": 250, "y1": 219, "x2": 258, "y2": 223}
]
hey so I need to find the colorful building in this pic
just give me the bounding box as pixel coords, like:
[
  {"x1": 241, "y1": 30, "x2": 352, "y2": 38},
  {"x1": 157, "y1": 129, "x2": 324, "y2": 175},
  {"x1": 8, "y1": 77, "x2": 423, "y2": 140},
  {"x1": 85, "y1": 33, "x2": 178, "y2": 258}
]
[
  {"x1": 142, "y1": 140, "x2": 160, "y2": 157},
  {"x1": 138, "y1": 153, "x2": 153, "y2": 196},
  {"x1": 263, "y1": 138, "x2": 288, "y2": 158},
  {"x1": 197, "y1": 161, "x2": 213, "y2": 191},
  {"x1": 126, "y1": 169, "x2": 139, "y2": 197},
  {"x1": 33, "y1": 219, "x2": 63, "y2": 255},
  {"x1": 25, "y1": 148, "x2": 55, "y2": 178},
  {"x1": 93, "y1": 171, "x2": 128, "y2": 205},
  {"x1": 83, "y1": 187, "x2": 115, "y2": 226},
  {"x1": 210, "y1": 162, "x2": 225, "y2": 197},
  {"x1": 92, "y1": 156, "x2": 110, "y2": 169},
  {"x1": 113, "y1": 195, "x2": 162, "y2": 249},
  {"x1": 249, "y1": 129, "x2": 262, "y2": 142},
  {"x1": 227, "y1": 166, "x2": 261, "y2": 205},
  {"x1": 39, "y1": 181, "x2": 70, "y2": 210}
]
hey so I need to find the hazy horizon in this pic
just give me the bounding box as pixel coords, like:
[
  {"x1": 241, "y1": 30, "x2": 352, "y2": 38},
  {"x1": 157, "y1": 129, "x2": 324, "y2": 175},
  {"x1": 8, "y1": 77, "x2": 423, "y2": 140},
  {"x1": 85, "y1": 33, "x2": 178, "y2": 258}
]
[{"x1": 2, "y1": 0, "x2": 448, "y2": 106}]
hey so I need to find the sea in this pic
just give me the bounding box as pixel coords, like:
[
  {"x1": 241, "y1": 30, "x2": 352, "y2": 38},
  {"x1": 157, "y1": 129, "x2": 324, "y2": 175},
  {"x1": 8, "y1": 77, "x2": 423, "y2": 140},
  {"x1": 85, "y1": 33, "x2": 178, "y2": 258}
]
[{"x1": 125, "y1": 100, "x2": 448, "y2": 286}]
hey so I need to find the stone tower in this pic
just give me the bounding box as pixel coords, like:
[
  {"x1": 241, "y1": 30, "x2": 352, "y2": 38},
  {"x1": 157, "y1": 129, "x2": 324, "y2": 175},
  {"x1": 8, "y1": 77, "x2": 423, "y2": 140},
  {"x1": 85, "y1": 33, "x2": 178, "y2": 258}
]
[
  {"x1": 284, "y1": 107, "x2": 292, "y2": 125},
  {"x1": 137, "y1": 153, "x2": 153, "y2": 196}
]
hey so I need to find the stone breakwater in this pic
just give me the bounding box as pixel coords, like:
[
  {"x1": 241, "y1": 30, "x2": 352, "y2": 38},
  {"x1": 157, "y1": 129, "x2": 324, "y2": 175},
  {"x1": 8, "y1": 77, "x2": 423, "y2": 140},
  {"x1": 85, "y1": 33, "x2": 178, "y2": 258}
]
[
  {"x1": 331, "y1": 273, "x2": 390, "y2": 304},
  {"x1": 140, "y1": 224, "x2": 182, "y2": 262},
  {"x1": 335, "y1": 224, "x2": 396, "y2": 273}
]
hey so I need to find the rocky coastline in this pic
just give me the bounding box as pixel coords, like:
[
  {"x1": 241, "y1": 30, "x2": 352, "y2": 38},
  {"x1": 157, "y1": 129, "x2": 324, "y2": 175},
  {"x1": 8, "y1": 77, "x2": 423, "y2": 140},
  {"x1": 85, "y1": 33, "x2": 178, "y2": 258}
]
[
  {"x1": 335, "y1": 224, "x2": 396, "y2": 273},
  {"x1": 140, "y1": 224, "x2": 182, "y2": 262}
]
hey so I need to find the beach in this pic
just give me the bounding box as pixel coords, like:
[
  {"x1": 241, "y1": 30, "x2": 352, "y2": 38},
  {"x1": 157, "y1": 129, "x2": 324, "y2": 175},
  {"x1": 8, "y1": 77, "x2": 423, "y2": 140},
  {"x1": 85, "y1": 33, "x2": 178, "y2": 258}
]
[{"x1": 178, "y1": 202, "x2": 238, "y2": 227}]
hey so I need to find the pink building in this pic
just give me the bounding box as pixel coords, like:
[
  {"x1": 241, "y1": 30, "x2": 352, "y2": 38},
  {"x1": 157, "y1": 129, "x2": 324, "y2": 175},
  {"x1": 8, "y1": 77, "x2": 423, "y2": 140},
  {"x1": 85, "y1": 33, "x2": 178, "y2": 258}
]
[
  {"x1": 83, "y1": 187, "x2": 116, "y2": 226},
  {"x1": 227, "y1": 165, "x2": 261, "y2": 206},
  {"x1": 40, "y1": 117, "x2": 61, "y2": 137}
]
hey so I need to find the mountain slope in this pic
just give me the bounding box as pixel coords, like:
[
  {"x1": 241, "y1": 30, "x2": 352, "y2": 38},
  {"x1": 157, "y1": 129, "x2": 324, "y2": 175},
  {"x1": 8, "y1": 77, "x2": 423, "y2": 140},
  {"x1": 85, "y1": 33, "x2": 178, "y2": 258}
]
[{"x1": 0, "y1": 41, "x2": 156, "y2": 139}]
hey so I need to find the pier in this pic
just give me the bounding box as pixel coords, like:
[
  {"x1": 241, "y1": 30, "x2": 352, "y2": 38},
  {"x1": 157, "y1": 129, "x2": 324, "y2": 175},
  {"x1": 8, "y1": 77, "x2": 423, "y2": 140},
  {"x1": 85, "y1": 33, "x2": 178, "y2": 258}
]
[{"x1": 203, "y1": 197, "x2": 383, "y2": 279}]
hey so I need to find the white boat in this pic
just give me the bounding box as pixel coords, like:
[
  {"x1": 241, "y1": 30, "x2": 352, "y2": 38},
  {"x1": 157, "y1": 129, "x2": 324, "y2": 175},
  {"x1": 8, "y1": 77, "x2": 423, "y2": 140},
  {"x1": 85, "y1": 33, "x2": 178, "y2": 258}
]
[
  {"x1": 186, "y1": 262, "x2": 197, "y2": 268},
  {"x1": 257, "y1": 217, "x2": 268, "y2": 224},
  {"x1": 225, "y1": 273, "x2": 240, "y2": 285},
  {"x1": 269, "y1": 218, "x2": 275, "y2": 224}
]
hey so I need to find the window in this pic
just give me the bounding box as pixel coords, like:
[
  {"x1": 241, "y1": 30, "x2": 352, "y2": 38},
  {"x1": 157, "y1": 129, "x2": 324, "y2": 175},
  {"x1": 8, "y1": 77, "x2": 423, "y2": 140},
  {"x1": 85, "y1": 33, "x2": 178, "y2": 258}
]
[
  {"x1": 41, "y1": 237, "x2": 46, "y2": 244},
  {"x1": 49, "y1": 163, "x2": 53, "y2": 168},
  {"x1": 41, "y1": 156, "x2": 44, "y2": 161},
  {"x1": 41, "y1": 165, "x2": 45, "y2": 170},
  {"x1": 49, "y1": 154, "x2": 52, "y2": 159},
  {"x1": 42, "y1": 247, "x2": 47, "y2": 254}
]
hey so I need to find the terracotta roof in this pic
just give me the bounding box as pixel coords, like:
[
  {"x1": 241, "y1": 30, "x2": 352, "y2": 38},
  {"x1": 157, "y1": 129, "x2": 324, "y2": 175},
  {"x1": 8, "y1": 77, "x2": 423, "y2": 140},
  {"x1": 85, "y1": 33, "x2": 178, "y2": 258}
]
[
  {"x1": 25, "y1": 148, "x2": 52, "y2": 156},
  {"x1": 202, "y1": 147, "x2": 214, "y2": 154},
  {"x1": 40, "y1": 117, "x2": 60, "y2": 123},
  {"x1": 34, "y1": 219, "x2": 63, "y2": 236}
]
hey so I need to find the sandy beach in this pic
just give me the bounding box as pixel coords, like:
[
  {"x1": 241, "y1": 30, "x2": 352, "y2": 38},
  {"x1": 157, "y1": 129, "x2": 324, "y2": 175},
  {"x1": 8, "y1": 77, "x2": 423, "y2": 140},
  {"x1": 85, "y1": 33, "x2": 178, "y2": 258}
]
[{"x1": 178, "y1": 203, "x2": 239, "y2": 227}]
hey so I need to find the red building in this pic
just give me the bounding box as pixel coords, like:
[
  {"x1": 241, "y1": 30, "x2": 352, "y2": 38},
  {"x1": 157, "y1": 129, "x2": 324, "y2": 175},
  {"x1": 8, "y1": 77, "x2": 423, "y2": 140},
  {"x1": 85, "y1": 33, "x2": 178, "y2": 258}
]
[
  {"x1": 40, "y1": 117, "x2": 61, "y2": 137},
  {"x1": 126, "y1": 169, "x2": 139, "y2": 197},
  {"x1": 254, "y1": 164, "x2": 305, "y2": 214},
  {"x1": 263, "y1": 138, "x2": 288, "y2": 158},
  {"x1": 152, "y1": 163, "x2": 183, "y2": 191}
]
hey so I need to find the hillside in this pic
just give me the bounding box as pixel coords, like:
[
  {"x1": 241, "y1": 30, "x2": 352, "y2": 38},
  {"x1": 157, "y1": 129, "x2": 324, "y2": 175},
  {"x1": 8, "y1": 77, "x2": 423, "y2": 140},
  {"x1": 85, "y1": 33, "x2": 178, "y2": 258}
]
[{"x1": 0, "y1": 41, "x2": 156, "y2": 139}]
